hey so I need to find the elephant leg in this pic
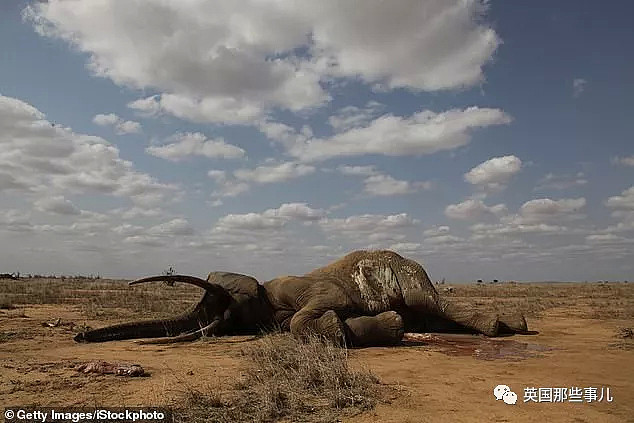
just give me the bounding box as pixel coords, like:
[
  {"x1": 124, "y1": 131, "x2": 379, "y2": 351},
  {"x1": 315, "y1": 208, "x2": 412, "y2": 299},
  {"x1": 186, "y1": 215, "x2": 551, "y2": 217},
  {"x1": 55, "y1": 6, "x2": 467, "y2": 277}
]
[
  {"x1": 290, "y1": 307, "x2": 347, "y2": 346},
  {"x1": 404, "y1": 291, "x2": 500, "y2": 336},
  {"x1": 344, "y1": 311, "x2": 405, "y2": 347}
]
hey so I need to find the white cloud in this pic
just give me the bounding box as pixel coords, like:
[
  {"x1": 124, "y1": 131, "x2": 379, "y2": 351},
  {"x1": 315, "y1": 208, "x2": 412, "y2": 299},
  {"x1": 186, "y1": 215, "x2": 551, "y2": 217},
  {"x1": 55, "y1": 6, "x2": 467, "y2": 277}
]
[
  {"x1": 389, "y1": 242, "x2": 421, "y2": 253},
  {"x1": 93, "y1": 113, "x2": 141, "y2": 134},
  {"x1": 207, "y1": 170, "x2": 251, "y2": 198},
  {"x1": 234, "y1": 162, "x2": 315, "y2": 184},
  {"x1": 573, "y1": 78, "x2": 587, "y2": 98},
  {"x1": 319, "y1": 213, "x2": 419, "y2": 239},
  {"x1": 305, "y1": 0, "x2": 500, "y2": 91},
  {"x1": 288, "y1": 107, "x2": 511, "y2": 161},
  {"x1": 207, "y1": 162, "x2": 316, "y2": 199},
  {"x1": 362, "y1": 174, "x2": 431, "y2": 197},
  {"x1": 471, "y1": 222, "x2": 566, "y2": 236},
  {"x1": 336, "y1": 165, "x2": 431, "y2": 197},
  {"x1": 0, "y1": 210, "x2": 34, "y2": 233},
  {"x1": 328, "y1": 102, "x2": 384, "y2": 132},
  {"x1": 214, "y1": 203, "x2": 326, "y2": 233},
  {"x1": 424, "y1": 234, "x2": 465, "y2": 245},
  {"x1": 509, "y1": 198, "x2": 586, "y2": 224},
  {"x1": 606, "y1": 186, "x2": 634, "y2": 210},
  {"x1": 464, "y1": 155, "x2": 522, "y2": 191},
  {"x1": 0, "y1": 94, "x2": 176, "y2": 207},
  {"x1": 612, "y1": 156, "x2": 634, "y2": 167},
  {"x1": 147, "y1": 132, "x2": 245, "y2": 161},
  {"x1": 535, "y1": 172, "x2": 587, "y2": 191},
  {"x1": 26, "y1": 0, "x2": 501, "y2": 124},
  {"x1": 92, "y1": 113, "x2": 118, "y2": 126},
  {"x1": 34, "y1": 196, "x2": 81, "y2": 215},
  {"x1": 465, "y1": 197, "x2": 587, "y2": 238},
  {"x1": 129, "y1": 94, "x2": 266, "y2": 125},
  {"x1": 445, "y1": 199, "x2": 507, "y2": 220},
  {"x1": 275, "y1": 203, "x2": 326, "y2": 221},
  {"x1": 585, "y1": 233, "x2": 632, "y2": 245}
]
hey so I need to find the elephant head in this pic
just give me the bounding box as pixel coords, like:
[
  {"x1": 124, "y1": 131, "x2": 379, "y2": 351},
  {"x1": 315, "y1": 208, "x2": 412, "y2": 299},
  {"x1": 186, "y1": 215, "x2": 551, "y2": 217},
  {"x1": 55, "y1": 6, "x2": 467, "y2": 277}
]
[{"x1": 74, "y1": 272, "x2": 273, "y2": 343}]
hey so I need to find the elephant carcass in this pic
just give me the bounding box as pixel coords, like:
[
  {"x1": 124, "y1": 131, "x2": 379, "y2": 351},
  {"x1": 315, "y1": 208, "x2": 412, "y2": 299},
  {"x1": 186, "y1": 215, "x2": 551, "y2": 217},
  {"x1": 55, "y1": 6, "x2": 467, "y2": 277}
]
[{"x1": 74, "y1": 250, "x2": 528, "y2": 346}]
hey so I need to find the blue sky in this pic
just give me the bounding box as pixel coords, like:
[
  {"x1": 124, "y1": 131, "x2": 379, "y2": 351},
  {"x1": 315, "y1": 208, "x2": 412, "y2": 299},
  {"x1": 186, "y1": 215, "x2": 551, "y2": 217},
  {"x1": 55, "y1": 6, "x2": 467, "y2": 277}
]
[{"x1": 1, "y1": 0, "x2": 633, "y2": 282}]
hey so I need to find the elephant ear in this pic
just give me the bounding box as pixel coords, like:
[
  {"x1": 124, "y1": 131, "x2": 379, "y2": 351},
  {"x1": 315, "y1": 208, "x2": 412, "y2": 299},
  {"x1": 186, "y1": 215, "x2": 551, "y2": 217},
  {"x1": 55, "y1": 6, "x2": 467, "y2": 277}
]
[{"x1": 206, "y1": 272, "x2": 260, "y2": 303}]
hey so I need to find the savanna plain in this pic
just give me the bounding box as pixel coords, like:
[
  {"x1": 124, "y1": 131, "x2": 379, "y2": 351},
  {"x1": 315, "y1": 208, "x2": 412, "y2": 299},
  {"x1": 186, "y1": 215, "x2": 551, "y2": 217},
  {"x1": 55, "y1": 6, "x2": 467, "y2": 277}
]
[{"x1": 1, "y1": 277, "x2": 633, "y2": 422}]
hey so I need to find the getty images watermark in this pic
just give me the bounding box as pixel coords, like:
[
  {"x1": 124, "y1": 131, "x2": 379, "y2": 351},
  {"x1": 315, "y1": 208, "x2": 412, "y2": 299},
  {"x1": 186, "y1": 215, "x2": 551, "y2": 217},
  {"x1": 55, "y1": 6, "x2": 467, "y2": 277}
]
[
  {"x1": 494, "y1": 385, "x2": 614, "y2": 405},
  {"x1": 3, "y1": 407, "x2": 171, "y2": 423}
]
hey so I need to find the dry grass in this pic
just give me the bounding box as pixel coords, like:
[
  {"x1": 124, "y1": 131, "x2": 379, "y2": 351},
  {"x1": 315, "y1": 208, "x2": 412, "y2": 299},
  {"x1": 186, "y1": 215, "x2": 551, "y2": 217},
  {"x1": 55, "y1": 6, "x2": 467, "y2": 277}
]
[
  {"x1": 173, "y1": 333, "x2": 381, "y2": 423},
  {"x1": 3, "y1": 278, "x2": 632, "y2": 324},
  {"x1": 448, "y1": 282, "x2": 634, "y2": 319},
  {"x1": 0, "y1": 278, "x2": 200, "y2": 320},
  {"x1": 616, "y1": 327, "x2": 633, "y2": 339}
]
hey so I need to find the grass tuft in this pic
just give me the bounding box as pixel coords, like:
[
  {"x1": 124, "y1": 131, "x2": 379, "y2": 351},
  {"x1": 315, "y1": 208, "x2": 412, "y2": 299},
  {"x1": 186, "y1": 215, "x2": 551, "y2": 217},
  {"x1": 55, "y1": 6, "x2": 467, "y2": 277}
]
[{"x1": 173, "y1": 333, "x2": 380, "y2": 423}]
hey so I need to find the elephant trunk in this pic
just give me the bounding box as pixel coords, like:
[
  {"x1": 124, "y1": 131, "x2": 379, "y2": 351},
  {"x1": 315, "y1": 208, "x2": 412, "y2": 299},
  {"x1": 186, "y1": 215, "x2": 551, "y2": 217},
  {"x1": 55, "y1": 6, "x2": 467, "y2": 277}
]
[
  {"x1": 74, "y1": 313, "x2": 198, "y2": 342},
  {"x1": 403, "y1": 290, "x2": 499, "y2": 336},
  {"x1": 437, "y1": 298, "x2": 499, "y2": 336}
]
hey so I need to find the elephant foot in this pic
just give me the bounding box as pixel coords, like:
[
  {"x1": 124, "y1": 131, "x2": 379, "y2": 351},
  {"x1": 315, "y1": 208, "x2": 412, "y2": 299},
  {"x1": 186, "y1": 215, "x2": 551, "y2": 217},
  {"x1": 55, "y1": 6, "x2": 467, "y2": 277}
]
[
  {"x1": 498, "y1": 312, "x2": 528, "y2": 334},
  {"x1": 316, "y1": 310, "x2": 347, "y2": 346},
  {"x1": 345, "y1": 311, "x2": 405, "y2": 347},
  {"x1": 290, "y1": 308, "x2": 347, "y2": 346}
]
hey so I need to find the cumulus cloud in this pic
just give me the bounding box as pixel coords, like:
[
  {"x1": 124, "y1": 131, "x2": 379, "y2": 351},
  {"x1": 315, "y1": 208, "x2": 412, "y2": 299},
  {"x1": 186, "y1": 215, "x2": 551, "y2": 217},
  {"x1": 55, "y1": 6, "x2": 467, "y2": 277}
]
[
  {"x1": 337, "y1": 165, "x2": 431, "y2": 197},
  {"x1": 319, "y1": 213, "x2": 419, "y2": 244},
  {"x1": 604, "y1": 187, "x2": 634, "y2": 232},
  {"x1": 612, "y1": 156, "x2": 634, "y2": 167},
  {"x1": 388, "y1": 242, "x2": 421, "y2": 253},
  {"x1": 147, "y1": 132, "x2": 245, "y2": 161},
  {"x1": 288, "y1": 107, "x2": 511, "y2": 161},
  {"x1": 466, "y1": 197, "x2": 586, "y2": 239},
  {"x1": 507, "y1": 198, "x2": 586, "y2": 224},
  {"x1": 208, "y1": 161, "x2": 316, "y2": 198},
  {"x1": 464, "y1": 155, "x2": 522, "y2": 191},
  {"x1": 128, "y1": 94, "x2": 266, "y2": 125},
  {"x1": 25, "y1": 0, "x2": 501, "y2": 124},
  {"x1": 445, "y1": 199, "x2": 507, "y2": 220},
  {"x1": 93, "y1": 113, "x2": 141, "y2": 134},
  {"x1": 34, "y1": 196, "x2": 81, "y2": 216},
  {"x1": 214, "y1": 203, "x2": 326, "y2": 233},
  {"x1": 234, "y1": 162, "x2": 315, "y2": 184},
  {"x1": 423, "y1": 226, "x2": 451, "y2": 237},
  {"x1": 0, "y1": 94, "x2": 176, "y2": 207},
  {"x1": 362, "y1": 174, "x2": 432, "y2": 197},
  {"x1": 471, "y1": 222, "x2": 566, "y2": 236},
  {"x1": 207, "y1": 170, "x2": 250, "y2": 198}
]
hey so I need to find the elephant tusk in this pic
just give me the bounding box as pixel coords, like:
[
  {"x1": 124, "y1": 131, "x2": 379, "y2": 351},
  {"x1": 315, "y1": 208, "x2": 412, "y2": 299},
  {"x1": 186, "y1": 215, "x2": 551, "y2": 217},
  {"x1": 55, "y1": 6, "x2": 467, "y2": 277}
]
[
  {"x1": 129, "y1": 274, "x2": 222, "y2": 293},
  {"x1": 134, "y1": 319, "x2": 222, "y2": 345}
]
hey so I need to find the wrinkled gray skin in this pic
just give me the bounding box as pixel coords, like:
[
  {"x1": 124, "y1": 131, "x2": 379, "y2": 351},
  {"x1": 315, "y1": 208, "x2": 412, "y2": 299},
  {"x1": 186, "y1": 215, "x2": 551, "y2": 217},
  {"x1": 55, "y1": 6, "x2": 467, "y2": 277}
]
[{"x1": 74, "y1": 250, "x2": 528, "y2": 347}]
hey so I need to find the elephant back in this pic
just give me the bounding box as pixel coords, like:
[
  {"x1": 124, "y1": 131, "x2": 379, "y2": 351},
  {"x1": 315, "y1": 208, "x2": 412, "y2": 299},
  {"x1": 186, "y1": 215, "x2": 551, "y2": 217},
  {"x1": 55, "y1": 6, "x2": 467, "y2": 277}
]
[{"x1": 307, "y1": 250, "x2": 438, "y2": 314}]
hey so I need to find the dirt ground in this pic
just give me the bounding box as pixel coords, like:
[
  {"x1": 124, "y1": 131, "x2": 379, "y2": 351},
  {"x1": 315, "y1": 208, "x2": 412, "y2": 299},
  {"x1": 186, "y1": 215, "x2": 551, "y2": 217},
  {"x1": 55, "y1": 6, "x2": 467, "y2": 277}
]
[{"x1": 1, "y1": 280, "x2": 633, "y2": 422}]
